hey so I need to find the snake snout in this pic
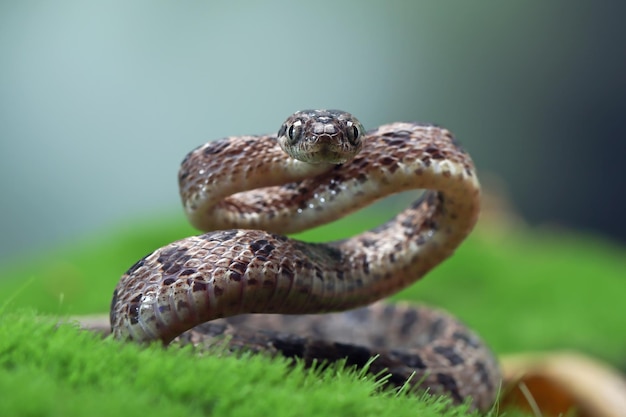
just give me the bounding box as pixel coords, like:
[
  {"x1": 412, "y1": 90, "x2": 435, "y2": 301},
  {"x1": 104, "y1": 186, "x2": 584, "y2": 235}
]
[{"x1": 310, "y1": 135, "x2": 356, "y2": 164}]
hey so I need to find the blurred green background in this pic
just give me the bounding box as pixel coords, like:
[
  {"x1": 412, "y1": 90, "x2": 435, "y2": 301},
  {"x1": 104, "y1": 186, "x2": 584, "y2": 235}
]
[{"x1": 1, "y1": 1, "x2": 625, "y2": 263}]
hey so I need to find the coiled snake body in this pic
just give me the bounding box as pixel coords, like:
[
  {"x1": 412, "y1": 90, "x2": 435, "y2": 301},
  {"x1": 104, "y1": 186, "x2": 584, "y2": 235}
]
[{"x1": 110, "y1": 110, "x2": 500, "y2": 411}]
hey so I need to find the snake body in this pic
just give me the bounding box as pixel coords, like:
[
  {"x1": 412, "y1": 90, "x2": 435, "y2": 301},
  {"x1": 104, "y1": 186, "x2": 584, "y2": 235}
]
[{"x1": 110, "y1": 110, "x2": 500, "y2": 411}]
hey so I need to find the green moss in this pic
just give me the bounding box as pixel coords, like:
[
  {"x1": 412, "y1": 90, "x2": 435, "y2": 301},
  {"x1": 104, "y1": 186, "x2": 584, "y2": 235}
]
[
  {"x1": 0, "y1": 208, "x2": 623, "y2": 416},
  {"x1": 0, "y1": 312, "x2": 508, "y2": 417}
]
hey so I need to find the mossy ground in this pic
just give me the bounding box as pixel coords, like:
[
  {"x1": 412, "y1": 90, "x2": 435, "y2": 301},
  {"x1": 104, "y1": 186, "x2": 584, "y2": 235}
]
[{"x1": 0, "y1": 208, "x2": 623, "y2": 416}]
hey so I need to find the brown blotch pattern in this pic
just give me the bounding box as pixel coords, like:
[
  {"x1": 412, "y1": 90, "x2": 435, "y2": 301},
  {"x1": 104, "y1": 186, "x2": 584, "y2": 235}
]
[{"x1": 110, "y1": 112, "x2": 497, "y2": 412}]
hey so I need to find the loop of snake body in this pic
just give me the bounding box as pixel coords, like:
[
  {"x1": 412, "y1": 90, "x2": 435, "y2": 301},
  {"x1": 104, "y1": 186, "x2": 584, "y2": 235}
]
[{"x1": 110, "y1": 109, "x2": 501, "y2": 411}]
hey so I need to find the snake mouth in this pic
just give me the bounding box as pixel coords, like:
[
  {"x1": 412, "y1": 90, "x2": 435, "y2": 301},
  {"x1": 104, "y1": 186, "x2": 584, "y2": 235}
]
[{"x1": 296, "y1": 136, "x2": 355, "y2": 164}]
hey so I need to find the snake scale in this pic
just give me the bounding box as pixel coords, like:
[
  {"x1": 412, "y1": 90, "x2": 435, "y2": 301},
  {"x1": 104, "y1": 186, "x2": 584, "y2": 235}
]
[{"x1": 110, "y1": 110, "x2": 501, "y2": 411}]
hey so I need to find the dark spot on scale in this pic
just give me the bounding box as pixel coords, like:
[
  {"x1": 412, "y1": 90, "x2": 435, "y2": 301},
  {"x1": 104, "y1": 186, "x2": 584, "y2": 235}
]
[
  {"x1": 436, "y1": 373, "x2": 463, "y2": 404},
  {"x1": 192, "y1": 281, "x2": 208, "y2": 292},
  {"x1": 421, "y1": 156, "x2": 431, "y2": 167},
  {"x1": 361, "y1": 238, "x2": 375, "y2": 248},
  {"x1": 379, "y1": 156, "x2": 400, "y2": 173},
  {"x1": 178, "y1": 171, "x2": 189, "y2": 181},
  {"x1": 382, "y1": 304, "x2": 396, "y2": 318},
  {"x1": 270, "y1": 233, "x2": 289, "y2": 242},
  {"x1": 314, "y1": 266, "x2": 324, "y2": 281},
  {"x1": 422, "y1": 218, "x2": 439, "y2": 231},
  {"x1": 157, "y1": 246, "x2": 191, "y2": 272},
  {"x1": 320, "y1": 244, "x2": 343, "y2": 262},
  {"x1": 328, "y1": 342, "x2": 376, "y2": 369},
  {"x1": 424, "y1": 146, "x2": 445, "y2": 160},
  {"x1": 130, "y1": 294, "x2": 142, "y2": 303},
  {"x1": 389, "y1": 253, "x2": 396, "y2": 262},
  {"x1": 428, "y1": 318, "x2": 445, "y2": 338},
  {"x1": 380, "y1": 156, "x2": 396, "y2": 166},
  {"x1": 200, "y1": 230, "x2": 239, "y2": 242},
  {"x1": 214, "y1": 286, "x2": 224, "y2": 296},
  {"x1": 475, "y1": 361, "x2": 493, "y2": 390},
  {"x1": 179, "y1": 268, "x2": 195, "y2": 277},
  {"x1": 202, "y1": 140, "x2": 230, "y2": 155},
  {"x1": 399, "y1": 308, "x2": 419, "y2": 336},
  {"x1": 401, "y1": 217, "x2": 414, "y2": 229},
  {"x1": 125, "y1": 256, "x2": 147, "y2": 276},
  {"x1": 176, "y1": 299, "x2": 189, "y2": 310},
  {"x1": 383, "y1": 130, "x2": 411, "y2": 139},
  {"x1": 247, "y1": 277, "x2": 258, "y2": 285},
  {"x1": 229, "y1": 271, "x2": 242, "y2": 282},
  {"x1": 453, "y1": 330, "x2": 480, "y2": 348},
  {"x1": 164, "y1": 261, "x2": 186, "y2": 275},
  {"x1": 163, "y1": 278, "x2": 176, "y2": 286},
  {"x1": 434, "y1": 346, "x2": 464, "y2": 366},
  {"x1": 383, "y1": 137, "x2": 409, "y2": 146},
  {"x1": 280, "y1": 265, "x2": 295, "y2": 280},
  {"x1": 229, "y1": 261, "x2": 247, "y2": 275},
  {"x1": 249, "y1": 239, "x2": 276, "y2": 257},
  {"x1": 390, "y1": 350, "x2": 427, "y2": 369}
]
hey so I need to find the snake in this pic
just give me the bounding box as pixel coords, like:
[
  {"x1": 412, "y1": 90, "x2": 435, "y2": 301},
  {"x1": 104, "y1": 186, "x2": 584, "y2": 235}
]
[{"x1": 110, "y1": 109, "x2": 501, "y2": 411}]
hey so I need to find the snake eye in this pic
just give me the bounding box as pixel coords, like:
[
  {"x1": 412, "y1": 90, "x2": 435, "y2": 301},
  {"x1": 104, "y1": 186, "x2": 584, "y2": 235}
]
[
  {"x1": 287, "y1": 121, "x2": 303, "y2": 143},
  {"x1": 346, "y1": 122, "x2": 362, "y2": 145}
]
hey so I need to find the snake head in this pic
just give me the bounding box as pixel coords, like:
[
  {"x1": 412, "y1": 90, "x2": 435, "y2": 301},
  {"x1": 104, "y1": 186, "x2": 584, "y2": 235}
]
[{"x1": 277, "y1": 109, "x2": 364, "y2": 164}]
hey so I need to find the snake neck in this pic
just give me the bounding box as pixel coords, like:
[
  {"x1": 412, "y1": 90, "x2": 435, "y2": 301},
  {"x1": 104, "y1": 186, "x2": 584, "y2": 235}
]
[{"x1": 178, "y1": 135, "x2": 334, "y2": 232}]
